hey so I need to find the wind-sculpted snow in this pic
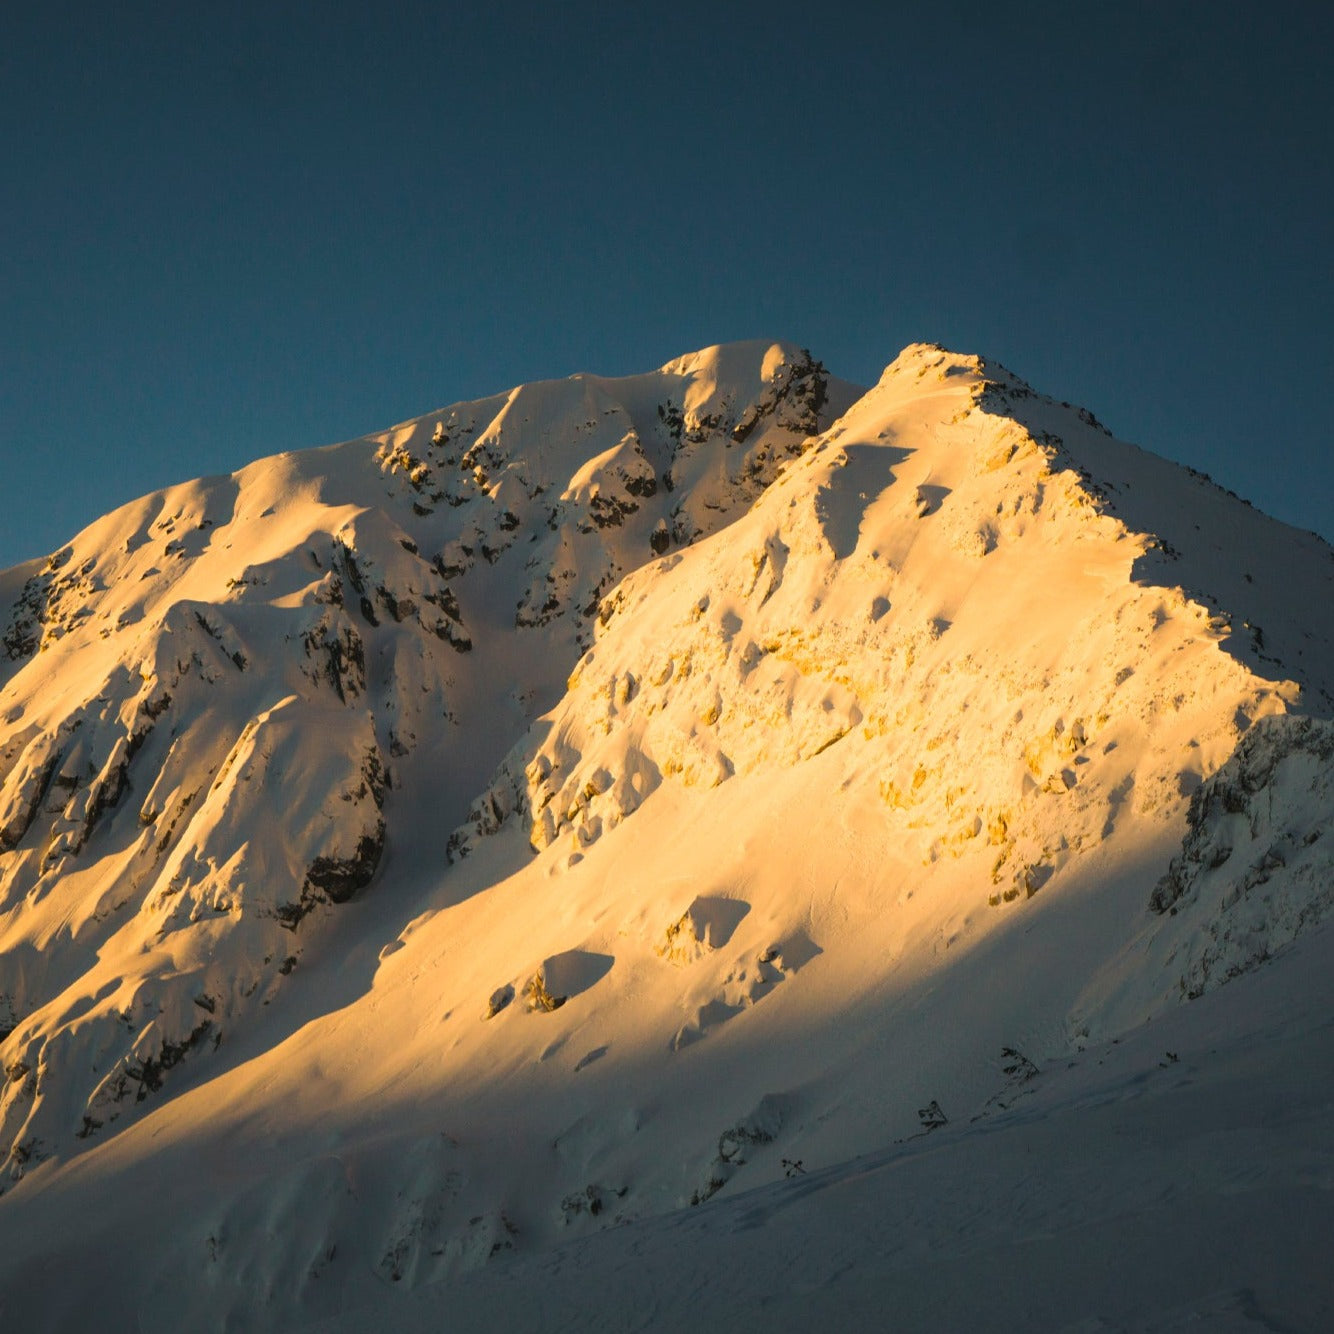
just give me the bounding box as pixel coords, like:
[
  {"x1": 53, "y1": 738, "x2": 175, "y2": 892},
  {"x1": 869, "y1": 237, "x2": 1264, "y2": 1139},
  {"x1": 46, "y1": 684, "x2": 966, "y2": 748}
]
[{"x1": 2, "y1": 341, "x2": 1333, "y2": 1330}]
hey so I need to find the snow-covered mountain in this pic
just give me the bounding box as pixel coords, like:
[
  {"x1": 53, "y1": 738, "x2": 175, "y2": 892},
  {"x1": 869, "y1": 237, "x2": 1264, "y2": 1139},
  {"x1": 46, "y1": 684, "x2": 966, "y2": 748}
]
[{"x1": 1, "y1": 341, "x2": 1332, "y2": 1331}]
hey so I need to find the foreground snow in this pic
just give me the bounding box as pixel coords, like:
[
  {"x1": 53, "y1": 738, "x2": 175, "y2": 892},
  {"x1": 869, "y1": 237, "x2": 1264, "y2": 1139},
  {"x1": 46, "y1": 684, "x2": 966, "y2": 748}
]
[
  {"x1": 314, "y1": 922, "x2": 1334, "y2": 1334},
  {"x1": 0, "y1": 341, "x2": 1331, "y2": 1330}
]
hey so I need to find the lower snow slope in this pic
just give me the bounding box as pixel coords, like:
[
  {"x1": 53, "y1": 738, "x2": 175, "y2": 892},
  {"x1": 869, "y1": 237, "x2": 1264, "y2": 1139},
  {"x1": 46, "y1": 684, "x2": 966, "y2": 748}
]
[
  {"x1": 311, "y1": 918, "x2": 1334, "y2": 1334},
  {"x1": 0, "y1": 344, "x2": 1332, "y2": 1329}
]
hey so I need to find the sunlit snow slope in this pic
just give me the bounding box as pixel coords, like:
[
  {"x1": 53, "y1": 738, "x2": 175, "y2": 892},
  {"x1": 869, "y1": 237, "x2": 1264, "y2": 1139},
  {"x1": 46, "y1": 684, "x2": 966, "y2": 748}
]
[{"x1": 0, "y1": 341, "x2": 1332, "y2": 1330}]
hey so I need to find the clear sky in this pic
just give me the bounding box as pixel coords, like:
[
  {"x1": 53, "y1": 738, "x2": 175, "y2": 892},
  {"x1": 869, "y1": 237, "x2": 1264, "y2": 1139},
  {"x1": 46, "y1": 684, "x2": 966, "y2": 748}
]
[{"x1": 2, "y1": 2, "x2": 1330, "y2": 570}]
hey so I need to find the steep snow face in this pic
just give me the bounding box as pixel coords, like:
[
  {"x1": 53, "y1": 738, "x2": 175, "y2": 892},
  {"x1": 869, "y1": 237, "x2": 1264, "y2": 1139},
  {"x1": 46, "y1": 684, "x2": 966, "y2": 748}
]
[
  {"x1": 456, "y1": 344, "x2": 1311, "y2": 882},
  {"x1": 0, "y1": 342, "x2": 854, "y2": 1177},
  {"x1": 1, "y1": 341, "x2": 1333, "y2": 1330}
]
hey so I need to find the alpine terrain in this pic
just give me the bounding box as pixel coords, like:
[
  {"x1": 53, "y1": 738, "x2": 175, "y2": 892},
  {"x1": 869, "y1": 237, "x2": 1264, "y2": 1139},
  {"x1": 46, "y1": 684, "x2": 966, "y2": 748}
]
[{"x1": 1, "y1": 341, "x2": 1332, "y2": 1331}]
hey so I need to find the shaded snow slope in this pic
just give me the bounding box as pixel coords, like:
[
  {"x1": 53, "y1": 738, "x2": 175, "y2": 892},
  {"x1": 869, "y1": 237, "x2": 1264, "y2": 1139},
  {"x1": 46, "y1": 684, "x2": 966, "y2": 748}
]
[
  {"x1": 308, "y1": 919, "x2": 1334, "y2": 1334},
  {"x1": 0, "y1": 341, "x2": 1332, "y2": 1330}
]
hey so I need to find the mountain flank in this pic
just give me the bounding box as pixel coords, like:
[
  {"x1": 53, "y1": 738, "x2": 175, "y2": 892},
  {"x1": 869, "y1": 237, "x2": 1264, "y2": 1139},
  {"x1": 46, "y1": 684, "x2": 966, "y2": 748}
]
[{"x1": 0, "y1": 341, "x2": 1331, "y2": 1330}]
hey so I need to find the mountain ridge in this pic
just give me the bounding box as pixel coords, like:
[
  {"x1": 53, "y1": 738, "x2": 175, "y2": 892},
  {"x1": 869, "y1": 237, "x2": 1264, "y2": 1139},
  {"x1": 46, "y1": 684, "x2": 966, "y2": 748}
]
[
  {"x1": 0, "y1": 339, "x2": 1331, "y2": 1329},
  {"x1": 0, "y1": 341, "x2": 857, "y2": 1173}
]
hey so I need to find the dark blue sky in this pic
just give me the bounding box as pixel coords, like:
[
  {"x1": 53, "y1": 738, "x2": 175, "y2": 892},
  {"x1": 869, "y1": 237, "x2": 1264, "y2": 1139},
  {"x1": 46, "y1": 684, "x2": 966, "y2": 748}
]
[{"x1": 2, "y1": 2, "x2": 1331, "y2": 569}]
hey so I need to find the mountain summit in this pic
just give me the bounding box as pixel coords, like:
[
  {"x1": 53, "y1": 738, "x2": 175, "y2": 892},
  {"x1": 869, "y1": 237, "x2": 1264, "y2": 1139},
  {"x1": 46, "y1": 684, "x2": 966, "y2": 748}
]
[{"x1": 1, "y1": 342, "x2": 1332, "y2": 1330}]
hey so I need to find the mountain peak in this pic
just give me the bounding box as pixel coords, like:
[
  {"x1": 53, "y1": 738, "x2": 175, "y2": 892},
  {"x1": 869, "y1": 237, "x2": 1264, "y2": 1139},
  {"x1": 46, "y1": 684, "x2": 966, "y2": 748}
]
[
  {"x1": 1, "y1": 341, "x2": 1332, "y2": 1328},
  {"x1": 655, "y1": 336, "x2": 808, "y2": 379}
]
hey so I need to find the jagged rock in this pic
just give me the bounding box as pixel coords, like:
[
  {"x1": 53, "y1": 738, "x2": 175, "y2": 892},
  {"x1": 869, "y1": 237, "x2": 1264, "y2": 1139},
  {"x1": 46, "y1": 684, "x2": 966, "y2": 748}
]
[
  {"x1": 523, "y1": 969, "x2": 566, "y2": 1012},
  {"x1": 1144, "y1": 715, "x2": 1334, "y2": 999},
  {"x1": 691, "y1": 1094, "x2": 791, "y2": 1204},
  {"x1": 918, "y1": 1100, "x2": 948, "y2": 1130},
  {"x1": 304, "y1": 825, "x2": 387, "y2": 905},
  {"x1": 302, "y1": 614, "x2": 367, "y2": 702}
]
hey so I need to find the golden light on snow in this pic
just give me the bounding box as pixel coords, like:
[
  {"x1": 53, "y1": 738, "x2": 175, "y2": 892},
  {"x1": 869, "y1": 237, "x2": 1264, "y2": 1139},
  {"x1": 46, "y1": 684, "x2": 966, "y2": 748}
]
[{"x1": 1, "y1": 340, "x2": 1331, "y2": 1328}]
